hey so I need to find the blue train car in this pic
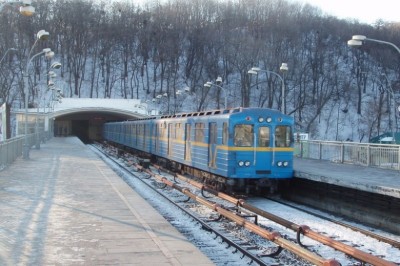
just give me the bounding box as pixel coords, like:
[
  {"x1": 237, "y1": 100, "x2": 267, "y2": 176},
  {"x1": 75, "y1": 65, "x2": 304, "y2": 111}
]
[{"x1": 103, "y1": 107, "x2": 293, "y2": 192}]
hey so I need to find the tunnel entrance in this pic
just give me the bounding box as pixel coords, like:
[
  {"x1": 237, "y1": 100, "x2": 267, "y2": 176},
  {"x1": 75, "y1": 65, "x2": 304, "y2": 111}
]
[
  {"x1": 72, "y1": 120, "x2": 90, "y2": 143},
  {"x1": 53, "y1": 111, "x2": 136, "y2": 144}
]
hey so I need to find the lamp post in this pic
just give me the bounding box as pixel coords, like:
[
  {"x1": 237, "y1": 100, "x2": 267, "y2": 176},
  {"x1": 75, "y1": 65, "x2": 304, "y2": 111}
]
[
  {"x1": 0, "y1": 0, "x2": 35, "y2": 15},
  {"x1": 174, "y1": 89, "x2": 191, "y2": 113},
  {"x1": 0, "y1": 48, "x2": 17, "y2": 65},
  {"x1": 23, "y1": 29, "x2": 50, "y2": 159},
  {"x1": 380, "y1": 74, "x2": 397, "y2": 144},
  {"x1": 204, "y1": 76, "x2": 227, "y2": 108},
  {"x1": 23, "y1": 41, "x2": 53, "y2": 159},
  {"x1": 248, "y1": 63, "x2": 288, "y2": 114},
  {"x1": 24, "y1": 48, "x2": 53, "y2": 156},
  {"x1": 35, "y1": 61, "x2": 61, "y2": 149},
  {"x1": 348, "y1": 35, "x2": 400, "y2": 143},
  {"x1": 348, "y1": 35, "x2": 400, "y2": 54},
  {"x1": 153, "y1": 93, "x2": 168, "y2": 114}
]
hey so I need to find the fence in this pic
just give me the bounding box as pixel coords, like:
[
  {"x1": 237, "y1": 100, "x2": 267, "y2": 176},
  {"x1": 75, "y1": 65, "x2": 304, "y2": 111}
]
[
  {"x1": 295, "y1": 140, "x2": 400, "y2": 170},
  {"x1": 0, "y1": 132, "x2": 45, "y2": 170}
]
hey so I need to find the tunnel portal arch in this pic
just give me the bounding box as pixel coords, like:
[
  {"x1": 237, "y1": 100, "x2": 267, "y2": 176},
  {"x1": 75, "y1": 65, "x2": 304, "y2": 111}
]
[{"x1": 15, "y1": 98, "x2": 150, "y2": 143}]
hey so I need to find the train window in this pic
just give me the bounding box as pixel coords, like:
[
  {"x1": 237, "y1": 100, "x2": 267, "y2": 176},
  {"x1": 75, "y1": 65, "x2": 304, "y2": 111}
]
[
  {"x1": 160, "y1": 124, "x2": 166, "y2": 138},
  {"x1": 258, "y1": 127, "x2": 270, "y2": 147},
  {"x1": 169, "y1": 123, "x2": 175, "y2": 139},
  {"x1": 185, "y1": 124, "x2": 191, "y2": 141},
  {"x1": 176, "y1": 123, "x2": 183, "y2": 140},
  {"x1": 275, "y1": 126, "x2": 292, "y2": 147},
  {"x1": 222, "y1": 122, "x2": 228, "y2": 145},
  {"x1": 209, "y1": 123, "x2": 217, "y2": 144},
  {"x1": 195, "y1": 123, "x2": 204, "y2": 142},
  {"x1": 234, "y1": 124, "x2": 253, "y2": 147}
]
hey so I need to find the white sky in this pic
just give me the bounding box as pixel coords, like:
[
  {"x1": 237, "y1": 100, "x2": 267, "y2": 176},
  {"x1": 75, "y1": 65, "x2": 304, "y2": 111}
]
[
  {"x1": 129, "y1": 0, "x2": 398, "y2": 25},
  {"x1": 291, "y1": 0, "x2": 400, "y2": 24}
]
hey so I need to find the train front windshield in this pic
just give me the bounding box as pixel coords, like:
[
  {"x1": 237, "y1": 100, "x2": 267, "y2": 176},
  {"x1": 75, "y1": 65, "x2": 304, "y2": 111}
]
[
  {"x1": 234, "y1": 124, "x2": 254, "y2": 147},
  {"x1": 234, "y1": 124, "x2": 292, "y2": 147},
  {"x1": 275, "y1": 125, "x2": 292, "y2": 147}
]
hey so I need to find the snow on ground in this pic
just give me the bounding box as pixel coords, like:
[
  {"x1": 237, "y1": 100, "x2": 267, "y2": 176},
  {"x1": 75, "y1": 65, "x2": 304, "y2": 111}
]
[
  {"x1": 93, "y1": 147, "x2": 400, "y2": 265},
  {"x1": 247, "y1": 198, "x2": 400, "y2": 264}
]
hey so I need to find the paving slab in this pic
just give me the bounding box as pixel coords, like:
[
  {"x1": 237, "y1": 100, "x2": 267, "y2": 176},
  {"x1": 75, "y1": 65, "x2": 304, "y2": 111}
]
[
  {"x1": 0, "y1": 137, "x2": 214, "y2": 266},
  {"x1": 294, "y1": 158, "x2": 400, "y2": 198}
]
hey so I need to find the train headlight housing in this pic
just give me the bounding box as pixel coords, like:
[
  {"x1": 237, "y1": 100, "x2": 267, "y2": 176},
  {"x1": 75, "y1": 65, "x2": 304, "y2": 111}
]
[
  {"x1": 266, "y1": 117, "x2": 272, "y2": 123},
  {"x1": 238, "y1": 161, "x2": 244, "y2": 167},
  {"x1": 258, "y1": 117, "x2": 264, "y2": 123},
  {"x1": 244, "y1": 161, "x2": 251, "y2": 167},
  {"x1": 277, "y1": 161, "x2": 283, "y2": 167},
  {"x1": 283, "y1": 161, "x2": 289, "y2": 167}
]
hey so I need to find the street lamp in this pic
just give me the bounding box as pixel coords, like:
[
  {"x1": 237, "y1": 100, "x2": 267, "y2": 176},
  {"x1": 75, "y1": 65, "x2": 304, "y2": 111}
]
[
  {"x1": 23, "y1": 29, "x2": 50, "y2": 159},
  {"x1": 204, "y1": 76, "x2": 228, "y2": 108},
  {"x1": 379, "y1": 73, "x2": 398, "y2": 144},
  {"x1": 0, "y1": 0, "x2": 35, "y2": 16},
  {"x1": 23, "y1": 46, "x2": 53, "y2": 158},
  {"x1": 50, "y1": 61, "x2": 61, "y2": 69},
  {"x1": 348, "y1": 35, "x2": 400, "y2": 143},
  {"x1": 248, "y1": 63, "x2": 288, "y2": 114},
  {"x1": 174, "y1": 89, "x2": 191, "y2": 113},
  {"x1": 0, "y1": 48, "x2": 17, "y2": 65},
  {"x1": 348, "y1": 35, "x2": 400, "y2": 54},
  {"x1": 23, "y1": 34, "x2": 54, "y2": 160},
  {"x1": 35, "y1": 61, "x2": 61, "y2": 149}
]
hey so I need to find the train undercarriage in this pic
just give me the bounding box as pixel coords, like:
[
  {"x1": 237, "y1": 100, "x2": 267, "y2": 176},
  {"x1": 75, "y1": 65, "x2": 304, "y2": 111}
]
[{"x1": 111, "y1": 141, "x2": 281, "y2": 195}]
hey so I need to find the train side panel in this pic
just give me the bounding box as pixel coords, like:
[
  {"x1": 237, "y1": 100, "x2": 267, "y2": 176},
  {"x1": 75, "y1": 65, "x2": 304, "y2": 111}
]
[{"x1": 102, "y1": 107, "x2": 294, "y2": 192}]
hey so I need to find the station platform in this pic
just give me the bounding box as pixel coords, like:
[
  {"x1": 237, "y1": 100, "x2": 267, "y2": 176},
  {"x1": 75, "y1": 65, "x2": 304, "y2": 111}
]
[
  {"x1": 0, "y1": 137, "x2": 214, "y2": 265},
  {"x1": 294, "y1": 157, "x2": 400, "y2": 199}
]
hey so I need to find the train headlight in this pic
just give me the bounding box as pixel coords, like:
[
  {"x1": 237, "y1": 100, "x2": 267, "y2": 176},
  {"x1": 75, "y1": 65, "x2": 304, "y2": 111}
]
[
  {"x1": 266, "y1": 117, "x2": 272, "y2": 123},
  {"x1": 245, "y1": 161, "x2": 251, "y2": 167},
  {"x1": 258, "y1": 117, "x2": 264, "y2": 123},
  {"x1": 238, "y1": 161, "x2": 244, "y2": 167},
  {"x1": 283, "y1": 161, "x2": 289, "y2": 167},
  {"x1": 277, "y1": 161, "x2": 283, "y2": 167}
]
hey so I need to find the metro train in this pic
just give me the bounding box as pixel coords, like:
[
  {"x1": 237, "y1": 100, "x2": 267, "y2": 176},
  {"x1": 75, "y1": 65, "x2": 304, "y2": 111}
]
[{"x1": 103, "y1": 107, "x2": 294, "y2": 193}]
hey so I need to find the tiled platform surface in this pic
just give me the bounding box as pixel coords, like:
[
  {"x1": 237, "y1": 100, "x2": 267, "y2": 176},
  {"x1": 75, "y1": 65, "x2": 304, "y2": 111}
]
[
  {"x1": 0, "y1": 137, "x2": 214, "y2": 265},
  {"x1": 294, "y1": 157, "x2": 400, "y2": 198}
]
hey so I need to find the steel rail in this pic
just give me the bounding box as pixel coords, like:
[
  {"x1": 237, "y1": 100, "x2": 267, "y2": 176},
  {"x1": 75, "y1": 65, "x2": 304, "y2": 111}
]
[
  {"x1": 100, "y1": 141, "x2": 396, "y2": 265},
  {"x1": 140, "y1": 165, "x2": 339, "y2": 266},
  {"x1": 159, "y1": 167, "x2": 397, "y2": 266},
  {"x1": 92, "y1": 144, "x2": 275, "y2": 265},
  {"x1": 267, "y1": 196, "x2": 400, "y2": 249}
]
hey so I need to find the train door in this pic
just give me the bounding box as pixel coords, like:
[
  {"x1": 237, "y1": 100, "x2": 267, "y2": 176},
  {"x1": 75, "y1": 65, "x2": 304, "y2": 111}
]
[
  {"x1": 256, "y1": 126, "x2": 271, "y2": 167},
  {"x1": 208, "y1": 122, "x2": 217, "y2": 168},
  {"x1": 168, "y1": 123, "x2": 173, "y2": 156},
  {"x1": 143, "y1": 124, "x2": 146, "y2": 149},
  {"x1": 134, "y1": 124, "x2": 138, "y2": 147},
  {"x1": 184, "y1": 123, "x2": 192, "y2": 161},
  {"x1": 155, "y1": 124, "x2": 159, "y2": 154}
]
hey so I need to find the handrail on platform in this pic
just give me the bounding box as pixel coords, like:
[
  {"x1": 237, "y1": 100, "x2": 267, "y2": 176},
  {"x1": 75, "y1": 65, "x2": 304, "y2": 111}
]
[{"x1": 295, "y1": 140, "x2": 400, "y2": 171}]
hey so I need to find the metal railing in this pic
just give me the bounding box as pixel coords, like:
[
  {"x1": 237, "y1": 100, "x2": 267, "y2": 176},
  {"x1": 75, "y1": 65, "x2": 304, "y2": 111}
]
[
  {"x1": 2, "y1": 134, "x2": 399, "y2": 171},
  {"x1": 295, "y1": 140, "x2": 400, "y2": 170},
  {"x1": 0, "y1": 136, "x2": 24, "y2": 170},
  {"x1": 0, "y1": 131, "x2": 50, "y2": 170}
]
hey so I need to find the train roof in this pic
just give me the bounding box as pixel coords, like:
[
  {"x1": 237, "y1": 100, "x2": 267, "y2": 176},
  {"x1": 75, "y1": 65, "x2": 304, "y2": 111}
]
[
  {"x1": 107, "y1": 107, "x2": 288, "y2": 124},
  {"x1": 157, "y1": 107, "x2": 284, "y2": 119}
]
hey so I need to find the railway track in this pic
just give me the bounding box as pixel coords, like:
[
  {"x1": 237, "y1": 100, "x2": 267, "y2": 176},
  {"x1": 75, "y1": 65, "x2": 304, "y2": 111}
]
[
  {"x1": 90, "y1": 144, "x2": 279, "y2": 265},
  {"x1": 265, "y1": 196, "x2": 400, "y2": 249},
  {"x1": 92, "y1": 142, "x2": 399, "y2": 266}
]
